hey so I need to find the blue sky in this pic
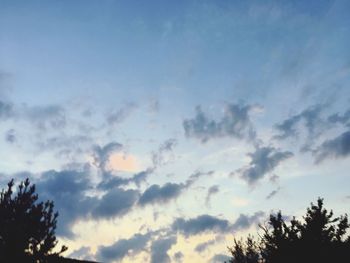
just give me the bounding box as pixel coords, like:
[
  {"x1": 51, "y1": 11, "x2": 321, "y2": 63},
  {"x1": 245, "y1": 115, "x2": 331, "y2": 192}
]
[{"x1": 1, "y1": 1, "x2": 350, "y2": 262}]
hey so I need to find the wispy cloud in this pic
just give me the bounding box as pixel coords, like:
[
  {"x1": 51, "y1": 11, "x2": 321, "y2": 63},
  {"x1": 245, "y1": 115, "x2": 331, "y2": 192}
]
[
  {"x1": 106, "y1": 102, "x2": 138, "y2": 126},
  {"x1": 314, "y1": 130, "x2": 350, "y2": 163},
  {"x1": 205, "y1": 185, "x2": 220, "y2": 207},
  {"x1": 183, "y1": 103, "x2": 258, "y2": 143},
  {"x1": 152, "y1": 138, "x2": 177, "y2": 168},
  {"x1": 274, "y1": 104, "x2": 327, "y2": 140},
  {"x1": 236, "y1": 146, "x2": 293, "y2": 186},
  {"x1": 266, "y1": 187, "x2": 281, "y2": 200}
]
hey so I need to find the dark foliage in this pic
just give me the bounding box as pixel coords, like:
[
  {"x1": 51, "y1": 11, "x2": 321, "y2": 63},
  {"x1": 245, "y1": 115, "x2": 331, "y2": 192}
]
[
  {"x1": 0, "y1": 179, "x2": 67, "y2": 262},
  {"x1": 228, "y1": 198, "x2": 350, "y2": 263}
]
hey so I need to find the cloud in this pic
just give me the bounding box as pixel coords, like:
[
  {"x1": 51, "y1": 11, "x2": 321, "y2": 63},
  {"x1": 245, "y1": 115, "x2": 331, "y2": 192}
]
[
  {"x1": 172, "y1": 215, "x2": 230, "y2": 237},
  {"x1": 96, "y1": 233, "x2": 151, "y2": 262},
  {"x1": 210, "y1": 254, "x2": 231, "y2": 263},
  {"x1": 37, "y1": 135, "x2": 92, "y2": 158},
  {"x1": 269, "y1": 174, "x2": 280, "y2": 183},
  {"x1": 274, "y1": 104, "x2": 326, "y2": 140},
  {"x1": 92, "y1": 142, "x2": 123, "y2": 170},
  {"x1": 183, "y1": 103, "x2": 257, "y2": 143},
  {"x1": 96, "y1": 231, "x2": 177, "y2": 263},
  {"x1": 185, "y1": 170, "x2": 214, "y2": 186},
  {"x1": 231, "y1": 211, "x2": 265, "y2": 232},
  {"x1": 92, "y1": 187, "x2": 139, "y2": 219},
  {"x1": 173, "y1": 211, "x2": 264, "y2": 237},
  {"x1": 328, "y1": 109, "x2": 350, "y2": 127},
  {"x1": 106, "y1": 102, "x2": 138, "y2": 125},
  {"x1": 314, "y1": 130, "x2": 350, "y2": 163},
  {"x1": 238, "y1": 146, "x2": 293, "y2": 185},
  {"x1": 24, "y1": 104, "x2": 66, "y2": 130},
  {"x1": 195, "y1": 239, "x2": 216, "y2": 253},
  {"x1": 0, "y1": 99, "x2": 67, "y2": 133},
  {"x1": 150, "y1": 236, "x2": 177, "y2": 263},
  {"x1": 266, "y1": 187, "x2": 281, "y2": 200},
  {"x1": 36, "y1": 166, "x2": 142, "y2": 237},
  {"x1": 152, "y1": 138, "x2": 177, "y2": 167},
  {"x1": 5, "y1": 129, "x2": 16, "y2": 143},
  {"x1": 98, "y1": 168, "x2": 153, "y2": 190},
  {"x1": 138, "y1": 183, "x2": 185, "y2": 206},
  {"x1": 173, "y1": 251, "x2": 184, "y2": 263},
  {"x1": 138, "y1": 170, "x2": 213, "y2": 206},
  {"x1": 205, "y1": 185, "x2": 219, "y2": 207},
  {"x1": 148, "y1": 98, "x2": 159, "y2": 113},
  {"x1": 68, "y1": 246, "x2": 95, "y2": 261},
  {"x1": 0, "y1": 100, "x2": 14, "y2": 120},
  {"x1": 0, "y1": 71, "x2": 12, "y2": 96},
  {"x1": 36, "y1": 168, "x2": 95, "y2": 237}
]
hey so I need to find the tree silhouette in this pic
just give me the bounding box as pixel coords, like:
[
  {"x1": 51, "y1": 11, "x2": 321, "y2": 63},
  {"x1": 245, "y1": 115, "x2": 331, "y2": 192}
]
[
  {"x1": 228, "y1": 198, "x2": 350, "y2": 263},
  {"x1": 0, "y1": 178, "x2": 67, "y2": 262}
]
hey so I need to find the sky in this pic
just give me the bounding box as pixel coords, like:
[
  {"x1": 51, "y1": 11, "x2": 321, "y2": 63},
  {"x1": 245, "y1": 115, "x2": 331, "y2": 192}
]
[{"x1": 0, "y1": 0, "x2": 350, "y2": 262}]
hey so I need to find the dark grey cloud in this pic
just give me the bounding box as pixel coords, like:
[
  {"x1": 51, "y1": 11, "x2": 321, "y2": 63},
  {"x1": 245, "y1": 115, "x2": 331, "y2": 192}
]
[
  {"x1": 314, "y1": 130, "x2": 350, "y2": 163},
  {"x1": 195, "y1": 239, "x2": 216, "y2": 253},
  {"x1": 36, "y1": 166, "x2": 140, "y2": 237},
  {"x1": 98, "y1": 168, "x2": 153, "y2": 190},
  {"x1": 92, "y1": 187, "x2": 139, "y2": 219},
  {"x1": 138, "y1": 183, "x2": 185, "y2": 206},
  {"x1": 210, "y1": 254, "x2": 231, "y2": 263},
  {"x1": 238, "y1": 146, "x2": 293, "y2": 185},
  {"x1": 96, "y1": 233, "x2": 151, "y2": 262},
  {"x1": 274, "y1": 104, "x2": 326, "y2": 140},
  {"x1": 107, "y1": 102, "x2": 138, "y2": 125},
  {"x1": 138, "y1": 170, "x2": 213, "y2": 206},
  {"x1": 328, "y1": 109, "x2": 350, "y2": 127},
  {"x1": 150, "y1": 236, "x2": 177, "y2": 263},
  {"x1": 172, "y1": 215, "x2": 230, "y2": 237},
  {"x1": 231, "y1": 211, "x2": 265, "y2": 232},
  {"x1": 183, "y1": 103, "x2": 257, "y2": 143},
  {"x1": 266, "y1": 187, "x2": 281, "y2": 200},
  {"x1": 205, "y1": 185, "x2": 219, "y2": 207},
  {"x1": 36, "y1": 168, "x2": 95, "y2": 237},
  {"x1": 173, "y1": 211, "x2": 264, "y2": 237}
]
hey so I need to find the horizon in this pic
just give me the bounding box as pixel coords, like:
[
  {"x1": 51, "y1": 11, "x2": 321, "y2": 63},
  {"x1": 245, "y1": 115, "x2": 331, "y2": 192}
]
[{"x1": 0, "y1": 1, "x2": 350, "y2": 262}]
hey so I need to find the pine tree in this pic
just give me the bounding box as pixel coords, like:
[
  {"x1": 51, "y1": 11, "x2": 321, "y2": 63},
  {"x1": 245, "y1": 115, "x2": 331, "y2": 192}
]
[
  {"x1": 0, "y1": 179, "x2": 67, "y2": 262},
  {"x1": 227, "y1": 198, "x2": 350, "y2": 263}
]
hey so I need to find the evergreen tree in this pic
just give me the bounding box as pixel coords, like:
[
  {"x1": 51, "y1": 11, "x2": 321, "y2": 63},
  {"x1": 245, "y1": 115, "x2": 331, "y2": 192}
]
[
  {"x1": 0, "y1": 179, "x2": 67, "y2": 262},
  {"x1": 228, "y1": 198, "x2": 350, "y2": 263}
]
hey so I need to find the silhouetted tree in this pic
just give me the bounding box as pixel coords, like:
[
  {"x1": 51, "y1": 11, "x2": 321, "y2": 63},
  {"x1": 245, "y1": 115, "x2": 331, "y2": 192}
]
[
  {"x1": 228, "y1": 198, "x2": 350, "y2": 263},
  {"x1": 228, "y1": 236, "x2": 260, "y2": 263},
  {"x1": 0, "y1": 179, "x2": 67, "y2": 262}
]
